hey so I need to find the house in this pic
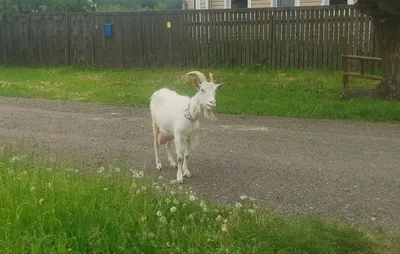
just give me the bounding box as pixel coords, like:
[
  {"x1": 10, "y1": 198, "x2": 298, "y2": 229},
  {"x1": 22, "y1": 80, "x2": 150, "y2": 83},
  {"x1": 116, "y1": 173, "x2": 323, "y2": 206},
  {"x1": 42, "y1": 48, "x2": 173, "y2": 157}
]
[{"x1": 185, "y1": 0, "x2": 355, "y2": 10}]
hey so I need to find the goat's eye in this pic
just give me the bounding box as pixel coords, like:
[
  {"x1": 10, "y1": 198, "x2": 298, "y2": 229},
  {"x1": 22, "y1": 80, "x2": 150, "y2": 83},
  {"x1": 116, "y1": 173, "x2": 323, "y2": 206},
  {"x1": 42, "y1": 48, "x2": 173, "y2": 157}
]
[{"x1": 200, "y1": 89, "x2": 204, "y2": 92}]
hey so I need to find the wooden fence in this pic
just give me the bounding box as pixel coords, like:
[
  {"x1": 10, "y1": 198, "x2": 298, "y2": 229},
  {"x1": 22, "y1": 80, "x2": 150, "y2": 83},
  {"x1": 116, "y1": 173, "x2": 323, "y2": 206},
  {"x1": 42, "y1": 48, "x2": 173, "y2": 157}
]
[{"x1": 0, "y1": 6, "x2": 379, "y2": 70}]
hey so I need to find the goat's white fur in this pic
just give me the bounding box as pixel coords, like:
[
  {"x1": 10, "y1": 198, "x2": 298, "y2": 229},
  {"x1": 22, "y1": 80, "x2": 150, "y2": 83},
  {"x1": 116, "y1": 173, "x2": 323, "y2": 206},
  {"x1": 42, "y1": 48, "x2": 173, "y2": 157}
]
[{"x1": 149, "y1": 71, "x2": 225, "y2": 183}]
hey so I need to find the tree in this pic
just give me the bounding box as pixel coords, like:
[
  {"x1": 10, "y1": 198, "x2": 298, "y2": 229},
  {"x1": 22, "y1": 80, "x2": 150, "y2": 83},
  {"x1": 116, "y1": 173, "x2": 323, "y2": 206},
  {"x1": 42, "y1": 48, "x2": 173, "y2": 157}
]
[
  {"x1": 355, "y1": 0, "x2": 400, "y2": 99},
  {"x1": 95, "y1": 0, "x2": 183, "y2": 12},
  {"x1": 0, "y1": 0, "x2": 96, "y2": 15}
]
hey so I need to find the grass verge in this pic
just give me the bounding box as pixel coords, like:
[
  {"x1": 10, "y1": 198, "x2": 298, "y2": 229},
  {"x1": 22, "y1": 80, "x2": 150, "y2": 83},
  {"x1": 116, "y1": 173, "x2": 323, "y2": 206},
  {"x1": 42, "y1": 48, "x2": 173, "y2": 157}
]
[
  {"x1": 0, "y1": 66, "x2": 399, "y2": 122},
  {"x1": 0, "y1": 148, "x2": 399, "y2": 253}
]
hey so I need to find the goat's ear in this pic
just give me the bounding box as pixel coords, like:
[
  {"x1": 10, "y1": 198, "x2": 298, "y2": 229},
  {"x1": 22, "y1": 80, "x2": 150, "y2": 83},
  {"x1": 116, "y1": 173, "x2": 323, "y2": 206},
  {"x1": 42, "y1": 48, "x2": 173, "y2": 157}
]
[{"x1": 215, "y1": 83, "x2": 226, "y2": 90}]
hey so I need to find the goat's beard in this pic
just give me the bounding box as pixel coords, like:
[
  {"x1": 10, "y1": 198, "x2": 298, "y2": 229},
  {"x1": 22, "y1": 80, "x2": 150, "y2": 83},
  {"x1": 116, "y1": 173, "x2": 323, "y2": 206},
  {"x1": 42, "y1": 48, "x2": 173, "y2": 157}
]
[{"x1": 203, "y1": 107, "x2": 218, "y2": 121}]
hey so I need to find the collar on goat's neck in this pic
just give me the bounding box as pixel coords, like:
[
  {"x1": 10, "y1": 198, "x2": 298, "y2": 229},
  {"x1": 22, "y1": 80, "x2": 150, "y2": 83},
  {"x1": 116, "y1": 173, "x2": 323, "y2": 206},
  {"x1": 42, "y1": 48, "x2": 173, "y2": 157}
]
[{"x1": 184, "y1": 94, "x2": 201, "y2": 121}]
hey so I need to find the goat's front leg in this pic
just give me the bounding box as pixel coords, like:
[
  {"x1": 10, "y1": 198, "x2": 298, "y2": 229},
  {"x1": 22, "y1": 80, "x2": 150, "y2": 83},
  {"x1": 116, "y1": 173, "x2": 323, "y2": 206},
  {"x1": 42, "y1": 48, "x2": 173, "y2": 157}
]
[
  {"x1": 174, "y1": 136, "x2": 185, "y2": 183},
  {"x1": 182, "y1": 137, "x2": 192, "y2": 178},
  {"x1": 166, "y1": 140, "x2": 177, "y2": 168}
]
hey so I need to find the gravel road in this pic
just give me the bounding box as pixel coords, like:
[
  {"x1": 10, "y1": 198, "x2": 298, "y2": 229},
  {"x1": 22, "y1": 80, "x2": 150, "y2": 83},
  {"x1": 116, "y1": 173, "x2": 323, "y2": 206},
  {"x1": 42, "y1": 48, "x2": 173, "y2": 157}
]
[{"x1": 1, "y1": 97, "x2": 399, "y2": 232}]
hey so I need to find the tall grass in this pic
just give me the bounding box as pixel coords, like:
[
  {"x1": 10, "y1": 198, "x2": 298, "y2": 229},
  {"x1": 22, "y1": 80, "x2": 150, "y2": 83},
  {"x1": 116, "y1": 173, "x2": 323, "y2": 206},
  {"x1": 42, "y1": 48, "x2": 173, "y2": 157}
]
[
  {"x1": 0, "y1": 66, "x2": 399, "y2": 122},
  {"x1": 0, "y1": 148, "x2": 398, "y2": 253}
]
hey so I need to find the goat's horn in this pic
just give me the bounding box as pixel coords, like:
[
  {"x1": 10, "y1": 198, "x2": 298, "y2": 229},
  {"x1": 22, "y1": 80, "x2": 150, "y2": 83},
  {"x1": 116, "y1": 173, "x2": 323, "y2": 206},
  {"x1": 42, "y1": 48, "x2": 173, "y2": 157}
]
[
  {"x1": 185, "y1": 71, "x2": 207, "y2": 83},
  {"x1": 209, "y1": 72, "x2": 214, "y2": 82}
]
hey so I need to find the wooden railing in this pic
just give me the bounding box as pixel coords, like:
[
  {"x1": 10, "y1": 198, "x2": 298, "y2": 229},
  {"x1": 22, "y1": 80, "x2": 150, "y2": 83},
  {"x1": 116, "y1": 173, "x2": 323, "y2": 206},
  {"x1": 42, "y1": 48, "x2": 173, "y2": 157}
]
[{"x1": 340, "y1": 35, "x2": 382, "y2": 88}]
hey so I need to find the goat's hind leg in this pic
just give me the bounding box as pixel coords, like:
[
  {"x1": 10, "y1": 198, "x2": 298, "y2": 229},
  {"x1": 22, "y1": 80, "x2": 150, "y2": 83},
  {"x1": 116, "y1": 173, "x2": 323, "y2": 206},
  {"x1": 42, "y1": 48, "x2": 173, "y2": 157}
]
[
  {"x1": 166, "y1": 140, "x2": 177, "y2": 168},
  {"x1": 152, "y1": 117, "x2": 162, "y2": 170}
]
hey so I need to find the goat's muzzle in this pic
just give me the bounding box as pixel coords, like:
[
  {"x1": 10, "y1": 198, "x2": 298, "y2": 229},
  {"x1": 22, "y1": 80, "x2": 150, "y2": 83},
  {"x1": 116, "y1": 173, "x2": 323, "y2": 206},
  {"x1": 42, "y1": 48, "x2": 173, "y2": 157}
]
[{"x1": 207, "y1": 100, "x2": 216, "y2": 109}]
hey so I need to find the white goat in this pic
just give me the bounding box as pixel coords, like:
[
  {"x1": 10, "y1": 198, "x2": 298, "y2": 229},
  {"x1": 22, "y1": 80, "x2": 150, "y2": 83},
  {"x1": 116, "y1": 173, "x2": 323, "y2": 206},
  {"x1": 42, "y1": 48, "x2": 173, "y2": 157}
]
[{"x1": 149, "y1": 71, "x2": 225, "y2": 183}]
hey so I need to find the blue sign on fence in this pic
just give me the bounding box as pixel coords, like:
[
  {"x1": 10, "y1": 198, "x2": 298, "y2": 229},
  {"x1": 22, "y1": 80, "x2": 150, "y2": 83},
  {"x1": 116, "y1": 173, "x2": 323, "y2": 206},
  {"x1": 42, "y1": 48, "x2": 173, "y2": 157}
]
[{"x1": 104, "y1": 24, "x2": 113, "y2": 38}]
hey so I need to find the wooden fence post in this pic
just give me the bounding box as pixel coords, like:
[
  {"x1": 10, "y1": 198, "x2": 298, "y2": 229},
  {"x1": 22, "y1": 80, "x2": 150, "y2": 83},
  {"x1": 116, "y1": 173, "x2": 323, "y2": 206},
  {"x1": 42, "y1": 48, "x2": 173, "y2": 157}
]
[
  {"x1": 66, "y1": 9, "x2": 71, "y2": 66},
  {"x1": 340, "y1": 35, "x2": 349, "y2": 88},
  {"x1": 27, "y1": 13, "x2": 32, "y2": 65},
  {"x1": 1, "y1": 16, "x2": 4, "y2": 65}
]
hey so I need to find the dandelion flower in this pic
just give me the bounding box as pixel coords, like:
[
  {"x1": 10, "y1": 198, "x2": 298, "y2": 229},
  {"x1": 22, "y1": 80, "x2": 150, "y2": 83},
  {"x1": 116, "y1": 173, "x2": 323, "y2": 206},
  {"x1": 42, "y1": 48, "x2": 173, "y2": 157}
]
[
  {"x1": 235, "y1": 202, "x2": 242, "y2": 208},
  {"x1": 247, "y1": 209, "x2": 256, "y2": 214},
  {"x1": 159, "y1": 216, "x2": 167, "y2": 224},
  {"x1": 223, "y1": 219, "x2": 228, "y2": 224},
  {"x1": 131, "y1": 182, "x2": 137, "y2": 189},
  {"x1": 203, "y1": 207, "x2": 208, "y2": 212},
  {"x1": 46, "y1": 168, "x2": 53, "y2": 172},
  {"x1": 170, "y1": 190, "x2": 176, "y2": 195},
  {"x1": 165, "y1": 198, "x2": 171, "y2": 204},
  {"x1": 156, "y1": 211, "x2": 163, "y2": 217},
  {"x1": 97, "y1": 167, "x2": 104, "y2": 174},
  {"x1": 103, "y1": 188, "x2": 108, "y2": 191},
  {"x1": 30, "y1": 186, "x2": 36, "y2": 192},
  {"x1": 136, "y1": 190, "x2": 141, "y2": 195},
  {"x1": 9, "y1": 156, "x2": 22, "y2": 163},
  {"x1": 173, "y1": 199, "x2": 179, "y2": 205},
  {"x1": 158, "y1": 175, "x2": 163, "y2": 180},
  {"x1": 142, "y1": 186, "x2": 147, "y2": 191},
  {"x1": 39, "y1": 198, "x2": 44, "y2": 205},
  {"x1": 170, "y1": 206, "x2": 177, "y2": 213},
  {"x1": 215, "y1": 215, "x2": 223, "y2": 222},
  {"x1": 240, "y1": 194, "x2": 248, "y2": 200},
  {"x1": 115, "y1": 167, "x2": 121, "y2": 172},
  {"x1": 221, "y1": 224, "x2": 228, "y2": 232},
  {"x1": 189, "y1": 195, "x2": 196, "y2": 201},
  {"x1": 182, "y1": 203, "x2": 187, "y2": 208},
  {"x1": 182, "y1": 225, "x2": 186, "y2": 231}
]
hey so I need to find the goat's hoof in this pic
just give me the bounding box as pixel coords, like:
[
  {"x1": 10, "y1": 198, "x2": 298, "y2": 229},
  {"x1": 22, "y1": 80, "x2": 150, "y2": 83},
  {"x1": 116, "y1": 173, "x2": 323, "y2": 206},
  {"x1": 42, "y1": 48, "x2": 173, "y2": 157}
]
[
  {"x1": 156, "y1": 163, "x2": 162, "y2": 170},
  {"x1": 177, "y1": 178, "x2": 183, "y2": 184},
  {"x1": 169, "y1": 161, "x2": 177, "y2": 168},
  {"x1": 183, "y1": 173, "x2": 191, "y2": 178}
]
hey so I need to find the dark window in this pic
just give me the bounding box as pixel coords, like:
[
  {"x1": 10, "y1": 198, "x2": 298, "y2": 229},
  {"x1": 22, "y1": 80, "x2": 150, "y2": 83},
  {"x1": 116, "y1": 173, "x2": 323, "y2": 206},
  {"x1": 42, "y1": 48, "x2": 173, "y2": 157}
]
[
  {"x1": 232, "y1": 0, "x2": 247, "y2": 8},
  {"x1": 278, "y1": 0, "x2": 295, "y2": 7},
  {"x1": 329, "y1": 0, "x2": 347, "y2": 5}
]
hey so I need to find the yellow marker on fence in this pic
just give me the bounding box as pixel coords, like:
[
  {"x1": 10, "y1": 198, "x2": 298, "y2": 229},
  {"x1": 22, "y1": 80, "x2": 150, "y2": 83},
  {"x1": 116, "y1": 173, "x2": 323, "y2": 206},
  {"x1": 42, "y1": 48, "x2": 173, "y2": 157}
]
[{"x1": 166, "y1": 21, "x2": 171, "y2": 28}]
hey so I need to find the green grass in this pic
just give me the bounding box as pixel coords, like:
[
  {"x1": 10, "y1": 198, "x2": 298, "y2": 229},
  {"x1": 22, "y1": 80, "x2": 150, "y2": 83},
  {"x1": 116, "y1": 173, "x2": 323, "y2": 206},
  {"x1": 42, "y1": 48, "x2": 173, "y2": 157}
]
[
  {"x1": 1, "y1": 149, "x2": 399, "y2": 254},
  {"x1": 0, "y1": 66, "x2": 399, "y2": 122}
]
